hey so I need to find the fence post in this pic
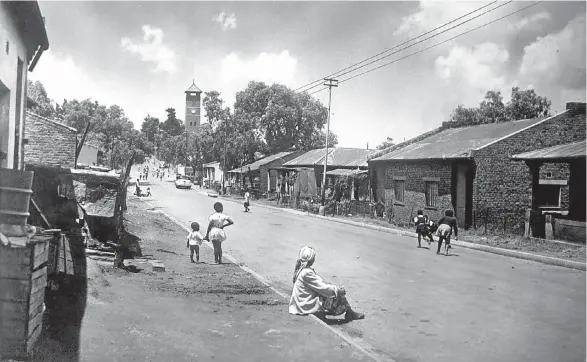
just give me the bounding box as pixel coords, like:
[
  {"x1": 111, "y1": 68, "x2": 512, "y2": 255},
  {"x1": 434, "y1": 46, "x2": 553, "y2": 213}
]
[{"x1": 523, "y1": 208, "x2": 531, "y2": 239}]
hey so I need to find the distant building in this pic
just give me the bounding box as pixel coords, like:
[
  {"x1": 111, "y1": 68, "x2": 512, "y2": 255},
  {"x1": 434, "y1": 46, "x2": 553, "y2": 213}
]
[
  {"x1": 77, "y1": 142, "x2": 103, "y2": 166},
  {"x1": 0, "y1": 1, "x2": 49, "y2": 170},
  {"x1": 185, "y1": 81, "x2": 202, "y2": 132},
  {"x1": 203, "y1": 161, "x2": 222, "y2": 186}
]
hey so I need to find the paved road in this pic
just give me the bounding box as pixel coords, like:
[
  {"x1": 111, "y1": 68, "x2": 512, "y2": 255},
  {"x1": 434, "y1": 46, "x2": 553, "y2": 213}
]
[{"x1": 140, "y1": 177, "x2": 586, "y2": 362}]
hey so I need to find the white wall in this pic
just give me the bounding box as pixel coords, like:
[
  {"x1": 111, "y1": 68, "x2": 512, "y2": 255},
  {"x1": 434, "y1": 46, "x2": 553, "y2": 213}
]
[{"x1": 0, "y1": 3, "x2": 29, "y2": 170}]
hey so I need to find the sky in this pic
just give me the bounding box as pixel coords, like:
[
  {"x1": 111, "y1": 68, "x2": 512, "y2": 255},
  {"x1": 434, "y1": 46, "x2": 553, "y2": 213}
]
[{"x1": 30, "y1": 1, "x2": 586, "y2": 149}]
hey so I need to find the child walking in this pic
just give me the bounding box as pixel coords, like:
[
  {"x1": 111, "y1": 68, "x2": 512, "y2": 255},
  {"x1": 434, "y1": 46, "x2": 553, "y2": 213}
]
[
  {"x1": 186, "y1": 222, "x2": 204, "y2": 263},
  {"x1": 243, "y1": 189, "x2": 251, "y2": 212},
  {"x1": 413, "y1": 210, "x2": 434, "y2": 247},
  {"x1": 204, "y1": 202, "x2": 234, "y2": 264},
  {"x1": 436, "y1": 209, "x2": 458, "y2": 255}
]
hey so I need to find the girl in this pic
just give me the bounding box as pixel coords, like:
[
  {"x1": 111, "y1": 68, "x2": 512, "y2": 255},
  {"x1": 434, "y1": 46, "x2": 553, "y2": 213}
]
[
  {"x1": 243, "y1": 189, "x2": 251, "y2": 212},
  {"x1": 204, "y1": 202, "x2": 234, "y2": 264},
  {"x1": 436, "y1": 209, "x2": 458, "y2": 255},
  {"x1": 186, "y1": 222, "x2": 204, "y2": 263}
]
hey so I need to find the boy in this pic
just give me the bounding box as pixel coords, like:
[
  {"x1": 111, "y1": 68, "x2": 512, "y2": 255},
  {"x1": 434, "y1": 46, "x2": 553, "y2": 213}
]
[
  {"x1": 244, "y1": 189, "x2": 251, "y2": 212},
  {"x1": 436, "y1": 209, "x2": 458, "y2": 255},
  {"x1": 413, "y1": 210, "x2": 434, "y2": 247},
  {"x1": 186, "y1": 222, "x2": 204, "y2": 263}
]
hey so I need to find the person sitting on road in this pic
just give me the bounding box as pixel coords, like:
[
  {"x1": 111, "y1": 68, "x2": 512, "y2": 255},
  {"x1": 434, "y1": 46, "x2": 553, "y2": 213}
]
[
  {"x1": 289, "y1": 246, "x2": 365, "y2": 321},
  {"x1": 413, "y1": 210, "x2": 434, "y2": 248},
  {"x1": 186, "y1": 222, "x2": 204, "y2": 263},
  {"x1": 203, "y1": 202, "x2": 234, "y2": 264},
  {"x1": 146, "y1": 187, "x2": 152, "y2": 197},
  {"x1": 436, "y1": 209, "x2": 458, "y2": 256}
]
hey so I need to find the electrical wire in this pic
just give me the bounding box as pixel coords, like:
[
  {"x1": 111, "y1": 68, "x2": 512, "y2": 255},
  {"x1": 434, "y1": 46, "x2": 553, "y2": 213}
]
[
  {"x1": 295, "y1": 0, "x2": 501, "y2": 93},
  {"x1": 308, "y1": 1, "x2": 543, "y2": 96}
]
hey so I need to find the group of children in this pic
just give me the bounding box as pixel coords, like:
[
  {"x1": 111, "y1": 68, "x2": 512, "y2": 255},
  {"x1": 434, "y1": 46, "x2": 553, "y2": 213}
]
[
  {"x1": 186, "y1": 202, "x2": 234, "y2": 264},
  {"x1": 413, "y1": 209, "x2": 458, "y2": 256}
]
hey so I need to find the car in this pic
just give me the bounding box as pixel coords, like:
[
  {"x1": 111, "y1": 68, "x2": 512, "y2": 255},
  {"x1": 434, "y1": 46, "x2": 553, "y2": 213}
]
[{"x1": 175, "y1": 176, "x2": 193, "y2": 189}]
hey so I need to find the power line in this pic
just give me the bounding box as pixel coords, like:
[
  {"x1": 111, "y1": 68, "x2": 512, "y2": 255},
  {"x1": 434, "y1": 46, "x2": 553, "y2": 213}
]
[
  {"x1": 308, "y1": 1, "x2": 543, "y2": 96},
  {"x1": 300, "y1": 0, "x2": 512, "y2": 94},
  {"x1": 295, "y1": 0, "x2": 501, "y2": 93}
]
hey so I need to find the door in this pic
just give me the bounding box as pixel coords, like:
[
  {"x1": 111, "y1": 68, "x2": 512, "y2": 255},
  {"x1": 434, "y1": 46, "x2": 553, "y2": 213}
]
[{"x1": 455, "y1": 164, "x2": 468, "y2": 227}]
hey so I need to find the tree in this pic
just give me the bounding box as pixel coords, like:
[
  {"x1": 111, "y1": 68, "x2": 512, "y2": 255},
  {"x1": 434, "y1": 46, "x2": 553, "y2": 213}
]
[
  {"x1": 506, "y1": 87, "x2": 551, "y2": 120},
  {"x1": 445, "y1": 87, "x2": 552, "y2": 129},
  {"x1": 161, "y1": 108, "x2": 184, "y2": 136},
  {"x1": 376, "y1": 137, "x2": 395, "y2": 150},
  {"x1": 306, "y1": 129, "x2": 338, "y2": 149},
  {"x1": 203, "y1": 91, "x2": 230, "y2": 128},
  {"x1": 140, "y1": 115, "x2": 160, "y2": 142},
  {"x1": 27, "y1": 80, "x2": 55, "y2": 118}
]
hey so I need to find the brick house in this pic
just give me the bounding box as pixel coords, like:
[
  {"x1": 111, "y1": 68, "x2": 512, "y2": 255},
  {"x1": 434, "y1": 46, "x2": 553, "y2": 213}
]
[
  {"x1": 227, "y1": 150, "x2": 305, "y2": 195},
  {"x1": 369, "y1": 102, "x2": 586, "y2": 231},
  {"x1": 24, "y1": 111, "x2": 77, "y2": 168}
]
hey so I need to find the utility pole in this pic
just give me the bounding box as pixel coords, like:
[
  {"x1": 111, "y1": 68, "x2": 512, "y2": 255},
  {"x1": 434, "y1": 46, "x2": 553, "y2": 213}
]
[
  {"x1": 222, "y1": 124, "x2": 228, "y2": 195},
  {"x1": 185, "y1": 129, "x2": 188, "y2": 169},
  {"x1": 321, "y1": 78, "x2": 338, "y2": 206}
]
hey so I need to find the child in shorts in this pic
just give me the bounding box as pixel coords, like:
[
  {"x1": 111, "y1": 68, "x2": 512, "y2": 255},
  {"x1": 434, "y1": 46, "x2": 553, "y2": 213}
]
[
  {"x1": 413, "y1": 210, "x2": 434, "y2": 247},
  {"x1": 244, "y1": 189, "x2": 251, "y2": 212},
  {"x1": 204, "y1": 202, "x2": 234, "y2": 264},
  {"x1": 186, "y1": 222, "x2": 204, "y2": 263},
  {"x1": 436, "y1": 209, "x2": 458, "y2": 255}
]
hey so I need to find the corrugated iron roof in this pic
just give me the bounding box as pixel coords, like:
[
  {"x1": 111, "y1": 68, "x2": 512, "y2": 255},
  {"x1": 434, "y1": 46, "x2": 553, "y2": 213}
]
[
  {"x1": 512, "y1": 140, "x2": 586, "y2": 160},
  {"x1": 371, "y1": 118, "x2": 545, "y2": 161},
  {"x1": 284, "y1": 148, "x2": 373, "y2": 168},
  {"x1": 27, "y1": 111, "x2": 78, "y2": 133},
  {"x1": 228, "y1": 151, "x2": 294, "y2": 173},
  {"x1": 326, "y1": 169, "x2": 368, "y2": 176}
]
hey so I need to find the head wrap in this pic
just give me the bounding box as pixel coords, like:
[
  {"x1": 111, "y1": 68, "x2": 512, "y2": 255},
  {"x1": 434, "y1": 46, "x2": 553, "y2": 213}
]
[{"x1": 293, "y1": 246, "x2": 316, "y2": 283}]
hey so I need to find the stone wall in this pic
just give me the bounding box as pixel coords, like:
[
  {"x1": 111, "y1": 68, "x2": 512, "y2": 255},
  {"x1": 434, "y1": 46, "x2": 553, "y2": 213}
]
[
  {"x1": 379, "y1": 160, "x2": 453, "y2": 223},
  {"x1": 472, "y1": 109, "x2": 586, "y2": 230},
  {"x1": 24, "y1": 112, "x2": 76, "y2": 168}
]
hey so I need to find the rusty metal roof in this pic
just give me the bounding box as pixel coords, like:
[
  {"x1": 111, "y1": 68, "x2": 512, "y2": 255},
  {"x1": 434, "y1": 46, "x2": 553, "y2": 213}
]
[
  {"x1": 228, "y1": 151, "x2": 295, "y2": 173},
  {"x1": 512, "y1": 140, "x2": 586, "y2": 160},
  {"x1": 371, "y1": 118, "x2": 545, "y2": 161},
  {"x1": 284, "y1": 148, "x2": 373, "y2": 168}
]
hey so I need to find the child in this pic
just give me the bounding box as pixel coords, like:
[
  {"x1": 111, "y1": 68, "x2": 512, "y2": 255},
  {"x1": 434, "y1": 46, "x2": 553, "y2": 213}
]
[
  {"x1": 413, "y1": 210, "x2": 434, "y2": 247},
  {"x1": 204, "y1": 202, "x2": 234, "y2": 264},
  {"x1": 186, "y1": 222, "x2": 204, "y2": 263},
  {"x1": 244, "y1": 189, "x2": 251, "y2": 212},
  {"x1": 146, "y1": 187, "x2": 152, "y2": 197},
  {"x1": 436, "y1": 209, "x2": 458, "y2": 256}
]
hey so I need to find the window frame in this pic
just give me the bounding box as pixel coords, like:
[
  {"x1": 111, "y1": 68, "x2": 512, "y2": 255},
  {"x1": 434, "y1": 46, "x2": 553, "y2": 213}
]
[{"x1": 424, "y1": 180, "x2": 439, "y2": 209}]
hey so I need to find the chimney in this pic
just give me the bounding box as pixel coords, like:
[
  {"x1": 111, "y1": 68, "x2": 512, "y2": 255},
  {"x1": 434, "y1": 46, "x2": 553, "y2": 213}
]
[{"x1": 566, "y1": 102, "x2": 586, "y2": 115}]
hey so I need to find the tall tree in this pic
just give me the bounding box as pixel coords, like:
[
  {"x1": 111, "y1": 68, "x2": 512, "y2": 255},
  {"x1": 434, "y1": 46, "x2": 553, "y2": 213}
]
[
  {"x1": 27, "y1": 80, "x2": 56, "y2": 118},
  {"x1": 140, "y1": 115, "x2": 160, "y2": 142},
  {"x1": 161, "y1": 108, "x2": 184, "y2": 136},
  {"x1": 478, "y1": 90, "x2": 507, "y2": 124},
  {"x1": 506, "y1": 87, "x2": 551, "y2": 120}
]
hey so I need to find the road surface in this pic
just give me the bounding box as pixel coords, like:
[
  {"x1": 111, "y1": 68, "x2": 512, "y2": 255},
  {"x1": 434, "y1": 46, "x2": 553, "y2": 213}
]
[{"x1": 139, "y1": 177, "x2": 586, "y2": 362}]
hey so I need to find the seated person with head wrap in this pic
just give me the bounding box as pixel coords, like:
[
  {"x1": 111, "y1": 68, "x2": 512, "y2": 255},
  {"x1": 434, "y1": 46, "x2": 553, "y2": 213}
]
[{"x1": 289, "y1": 246, "x2": 365, "y2": 321}]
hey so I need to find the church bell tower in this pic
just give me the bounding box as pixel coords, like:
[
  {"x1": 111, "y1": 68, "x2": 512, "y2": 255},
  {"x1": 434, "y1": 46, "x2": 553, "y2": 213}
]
[{"x1": 185, "y1": 80, "x2": 202, "y2": 132}]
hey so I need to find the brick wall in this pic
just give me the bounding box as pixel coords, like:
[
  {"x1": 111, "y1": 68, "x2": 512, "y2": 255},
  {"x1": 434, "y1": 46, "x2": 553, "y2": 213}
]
[
  {"x1": 473, "y1": 110, "x2": 586, "y2": 229},
  {"x1": 378, "y1": 160, "x2": 453, "y2": 223},
  {"x1": 24, "y1": 112, "x2": 77, "y2": 168}
]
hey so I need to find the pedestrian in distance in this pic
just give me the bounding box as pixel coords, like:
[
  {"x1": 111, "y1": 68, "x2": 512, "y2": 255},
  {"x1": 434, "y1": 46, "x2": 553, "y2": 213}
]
[
  {"x1": 186, "y1": 222, "x2": 204, "y2": 263},
  {"x1": 145, "y1": 187, "x2": 151, "y2": 197},
  {"x1": 436, "y1": 209, "x2": 458, "y2": 256},
  {"x1": 289, "y1": 246, "x2": 365, "y2": 321},
  {"x1": 204, "y1": 202, "x2": 234, "y2": 264},
  {"x1": 243, "y1": 189, "x2": 251, "y2": 212},
  {"x1": 413, "y1": 210, "x2": 434, "y2": 247}
]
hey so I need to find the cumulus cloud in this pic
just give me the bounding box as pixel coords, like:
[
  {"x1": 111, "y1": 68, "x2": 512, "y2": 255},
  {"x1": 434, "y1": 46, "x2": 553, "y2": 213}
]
[
  {"x1": 213, "y1": 11, "x2": 237, "y2": 31},
  {"x1": 394, "y1": 1, "x2": 492, "y2": 36},
  {"x1": 508, "y1": 11, "x2": 551, "y2": 31},
  {"x1": 519, "y1": 13, "x2": 586, "y2": 91},
  {"x1": 435, "y1": 42, "x2": 510, "y2": 91},
  {"x1": 121, "y1": 25, "x2": 178, "y2": 74},
  {"x1": 29, "y1": 50, "x2": 115, "y2": 106}
]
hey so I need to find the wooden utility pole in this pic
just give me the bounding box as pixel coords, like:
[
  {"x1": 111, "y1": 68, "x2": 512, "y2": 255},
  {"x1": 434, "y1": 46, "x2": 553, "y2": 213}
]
[{"x1": 321, "y1": 78, "x2": 338, "y2": 206}]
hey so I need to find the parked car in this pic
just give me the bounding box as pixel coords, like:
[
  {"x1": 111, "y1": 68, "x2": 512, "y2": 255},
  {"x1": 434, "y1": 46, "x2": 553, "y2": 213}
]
[{"x1": 175, "y1": 176, "x2": 192, "y2": 189}]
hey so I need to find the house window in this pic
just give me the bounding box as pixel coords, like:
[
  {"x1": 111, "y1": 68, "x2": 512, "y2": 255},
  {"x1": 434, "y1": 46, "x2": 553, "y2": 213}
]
[
  {"x1": 537, "y1": 185, "x2": 560, "y2": 207},
  {"x1": 425, "y1": 181, "x2": 439, "y2": 208},
  {"x1": 394, "y1": 180, "x2": 405, "y2": 203}
]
